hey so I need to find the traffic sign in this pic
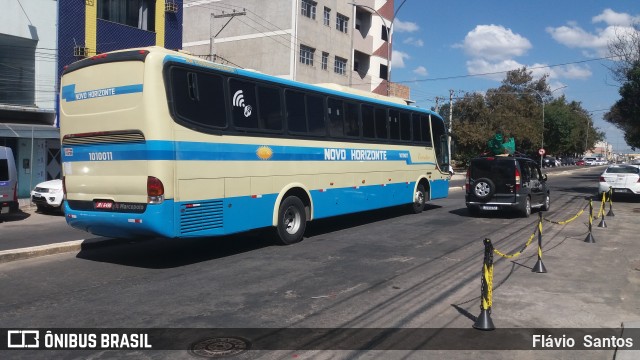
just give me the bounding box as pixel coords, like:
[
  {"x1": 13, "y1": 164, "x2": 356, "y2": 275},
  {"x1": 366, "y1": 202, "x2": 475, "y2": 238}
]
[{"x1": 538, "y1": 148, "x2": 545, "y2": 156}]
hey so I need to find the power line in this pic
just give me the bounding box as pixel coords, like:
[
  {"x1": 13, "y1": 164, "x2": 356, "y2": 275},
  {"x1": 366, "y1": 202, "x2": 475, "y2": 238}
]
[{"x1": 395, "y1": 55, "x2": 621, "y2": 84}]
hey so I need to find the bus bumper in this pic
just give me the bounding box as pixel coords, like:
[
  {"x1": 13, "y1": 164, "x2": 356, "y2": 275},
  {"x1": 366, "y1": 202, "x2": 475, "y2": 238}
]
[{"x1": 64, "y1": 200, "x2": 176, "y2": 239}]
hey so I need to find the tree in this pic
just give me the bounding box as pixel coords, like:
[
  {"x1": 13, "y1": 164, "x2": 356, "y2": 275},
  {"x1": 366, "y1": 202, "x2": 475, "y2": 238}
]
[
  {"x1": 604, "y1": 61, "x2": 640, "y2": 149},
  {"x1": 451, "y1": 67, "x2": 601, "y2": 163},
  {"x1": 604, "y1": 23, "x2": 640, "y2": 149}
]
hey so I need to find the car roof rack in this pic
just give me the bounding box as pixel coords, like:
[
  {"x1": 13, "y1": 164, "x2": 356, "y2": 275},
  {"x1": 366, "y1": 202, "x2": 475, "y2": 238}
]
[{"x1": 475, "y1": 151, "x2": 531, "y2": 159}]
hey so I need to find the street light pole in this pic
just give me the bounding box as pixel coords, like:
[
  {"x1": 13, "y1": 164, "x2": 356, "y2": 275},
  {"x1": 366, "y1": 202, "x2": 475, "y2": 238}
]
[{"x1": 533, "y1": 85, "x2": 566, "y2": 167}]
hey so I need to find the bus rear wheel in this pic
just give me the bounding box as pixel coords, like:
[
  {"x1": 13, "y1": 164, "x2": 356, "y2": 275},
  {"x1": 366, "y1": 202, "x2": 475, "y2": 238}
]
[{"x1": 275, "y1": 196, "x2": 307, "y2": 245}]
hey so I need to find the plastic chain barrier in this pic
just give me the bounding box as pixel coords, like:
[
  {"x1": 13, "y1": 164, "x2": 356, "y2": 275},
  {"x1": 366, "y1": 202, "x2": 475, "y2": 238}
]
[
  {"x1": 492, "y1": 219, "x2": 539, "y2": 259},
  {"x1": 473, "y1": 238, "x2": 496, "y2": 331},
  {"x1": 543, "y1": 202, "x2": 588, "y2": 225}
]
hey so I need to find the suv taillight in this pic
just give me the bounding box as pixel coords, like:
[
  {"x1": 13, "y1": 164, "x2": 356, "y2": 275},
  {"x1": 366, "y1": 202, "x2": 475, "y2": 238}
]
[
  {"x1": 12, "y1": 183, "x2": 17, "y2": 202},
  {"x1": 147, "y1": 176, "x2": 165, "y2": 204},
  {"x1": 515, "y1": 168, "x2": 521, "y2": 191},
  {"x1": 465, "y1": 169, "x2": 470, "y2": 192}
]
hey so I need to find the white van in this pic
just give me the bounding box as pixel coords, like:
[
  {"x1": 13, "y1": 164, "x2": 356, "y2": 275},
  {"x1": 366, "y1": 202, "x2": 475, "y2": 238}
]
[{"x1": 0, "y1": 146, "x2": 18, "y2": 216}]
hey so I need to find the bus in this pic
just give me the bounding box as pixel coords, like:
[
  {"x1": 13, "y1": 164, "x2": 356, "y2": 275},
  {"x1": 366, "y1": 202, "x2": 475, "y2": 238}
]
[{"x1": 59, "y1": 47, "x2": 451, "y2": 244}]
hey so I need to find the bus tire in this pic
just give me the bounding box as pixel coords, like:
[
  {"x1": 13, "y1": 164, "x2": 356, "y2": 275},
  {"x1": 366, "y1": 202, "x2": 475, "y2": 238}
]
[
  {"x1": 275, "y1": 196, "x2": 307, "y2": 245},
  {"x1": 411, "y1": 184, "x2": 427, "y2": 214}
]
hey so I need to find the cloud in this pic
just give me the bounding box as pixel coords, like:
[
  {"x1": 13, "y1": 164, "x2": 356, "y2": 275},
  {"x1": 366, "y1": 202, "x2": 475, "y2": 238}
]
[
  {"x1": 592, "y1": 8, "x2": 640, "y2": 26},
  {"x1": 546, "y1": 9, "x2": 640, "y2": 57},
  {"x1": 393, "y1": 18, "x2": 419, "y2": 33},
  {"x1": 403, "y1": 37, "x2": 424, "y2": 47},
  {"x1": 458, "y1": 25, "x2": 532, "y2": 61},
  {"x1": 413, "y1": 66, "x2": 428, "y2": 76},
  {"x1": 391, "y1": 50, "x2": 410, "y2": 68},
  {"x1": 466, "y1": 58, "x2": 527, "y2": 81}
]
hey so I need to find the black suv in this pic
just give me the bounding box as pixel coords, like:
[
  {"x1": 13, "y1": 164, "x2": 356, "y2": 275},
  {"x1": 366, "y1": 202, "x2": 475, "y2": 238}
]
[{"x1": 465, "y1": 155, "x2": 550, "y2": 217}]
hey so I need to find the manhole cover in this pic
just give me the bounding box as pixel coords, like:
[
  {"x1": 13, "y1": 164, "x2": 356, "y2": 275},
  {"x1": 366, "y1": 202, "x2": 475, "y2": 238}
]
[{"x1": 190, "y1": 336, "x2": 251, "y2": 358}]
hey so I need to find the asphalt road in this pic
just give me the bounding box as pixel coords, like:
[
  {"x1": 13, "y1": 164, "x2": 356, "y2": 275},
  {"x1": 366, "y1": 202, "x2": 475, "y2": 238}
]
[{"x1": 4, "y1": 165, "x2": 639, "y2": 360}]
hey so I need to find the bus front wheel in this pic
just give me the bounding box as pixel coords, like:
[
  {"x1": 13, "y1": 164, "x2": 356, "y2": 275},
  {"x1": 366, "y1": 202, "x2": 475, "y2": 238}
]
[
  {"x1": 276, "y1": 196, "x2": 307, "y2": 245},
  {"x1": 411, "y1": 184, "x2": 427, "y2": 214}
]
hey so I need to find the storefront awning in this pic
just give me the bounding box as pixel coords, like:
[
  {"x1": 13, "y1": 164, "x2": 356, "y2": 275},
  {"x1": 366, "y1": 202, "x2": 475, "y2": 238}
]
[{"x1": 0, "y1": 123, "x2": 60, "y2": 139}]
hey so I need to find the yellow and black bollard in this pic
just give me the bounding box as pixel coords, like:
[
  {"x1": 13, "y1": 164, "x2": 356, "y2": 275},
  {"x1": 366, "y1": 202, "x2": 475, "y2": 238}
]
[
  {"x1": 532, "y1": 212, "x2": 547, "y2": 273},
  {"x1": 607, "y1": 187, "x2": 615, "y2": 217},
  {"x1": 473, "y1": 238, "x2": 495, "y2": 331},
  {"x1": 597, "y1": 191, "x2": 608, "y2": 228},
  {"x1": 585, "y1": 199, "x2": 596, "y2": 243}
]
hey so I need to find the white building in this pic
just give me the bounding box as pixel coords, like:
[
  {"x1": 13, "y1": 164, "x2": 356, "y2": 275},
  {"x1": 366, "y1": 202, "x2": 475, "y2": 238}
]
[{"x1": 183, "y1": 0, "x2": 395, "y2": 96}]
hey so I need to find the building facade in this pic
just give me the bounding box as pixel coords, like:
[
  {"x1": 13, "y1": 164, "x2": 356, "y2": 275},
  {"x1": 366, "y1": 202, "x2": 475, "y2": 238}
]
[
  {"x1": 182, "y1": 0, "x2": 395, "y2": 96},
  {"x1": 1, "y1": 1, "x2": 183, "y2": 201},
  {"x1": 0, "y1": 0, "x2": 58, "y2": 198}
]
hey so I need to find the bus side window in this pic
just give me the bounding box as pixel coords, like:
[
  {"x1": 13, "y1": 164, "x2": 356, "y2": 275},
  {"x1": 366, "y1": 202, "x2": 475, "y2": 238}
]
[
  {"x1": 286, "y1": 90, "x2": 307, "y2": 133},
  {"x1": 257, "y1": 85, "x2": 283, "y2": 131},
  {"x1": 229, "y1": 78, "x2": 258, "y2": 129},
  {"x1": 362, "y1": 105, "x2": 375, "y2": 139},
  {"x1": 344, "y1": 102, "x2": 360, "y2": 137},
  {"x1": 307, "y1": 94, "x2": 326, "y2": 136},
  {"x1": 400, "y1": 112, "x2": 411, "y2": 141},
  {"x1": 389, "y1": 109, "x2": 400, "y2": 140},
  {"x1": 375, "y1": 108, "x2": 387, "y2": 140},
  {"x1": 170, "y1": 67, "x2": 227, "y2": 128},
  {"x1": 412, "y1": 114, "x2": 422, "y2": 142},
  {"x1": 421, "y1": 115, "x2": 432, "y2": 146},
  {"x1": 328, "y1": 97, "x2": 344, "y2": 138}
]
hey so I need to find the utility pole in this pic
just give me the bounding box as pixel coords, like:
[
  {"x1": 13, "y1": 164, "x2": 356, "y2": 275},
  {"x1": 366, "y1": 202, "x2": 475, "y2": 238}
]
[
  {"x1": 448, "y1": 89, "x2": 454, "y2": 173},
  {"x1": 210, "y1": 10, "x2": 247, "y2": 61}
]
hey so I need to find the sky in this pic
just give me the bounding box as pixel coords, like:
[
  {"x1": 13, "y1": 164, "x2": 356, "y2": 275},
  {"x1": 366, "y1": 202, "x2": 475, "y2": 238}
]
[{"x1": 388, "y1": 0, "x2": 639, "y2": 154}]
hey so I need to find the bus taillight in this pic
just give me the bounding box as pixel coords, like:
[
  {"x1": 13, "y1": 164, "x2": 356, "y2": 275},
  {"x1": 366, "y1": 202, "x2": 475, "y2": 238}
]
[{"x1": 147, "y1": 176, "x2": 165, "y2": 204}]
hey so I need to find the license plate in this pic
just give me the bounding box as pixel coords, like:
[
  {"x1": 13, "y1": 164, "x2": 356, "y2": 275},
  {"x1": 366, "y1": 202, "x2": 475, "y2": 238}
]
[
  {"x1": 482, "y1": 205, "x2": 499, "y2": 210},
  {"x1": 613, "y1": 188, "x2": 629, "y2": 193},
  {"x1": 94, "y1": 201, "x2": 114, "y2": 210},
  {"x1": 1, "y1": 206, "x2": 8, "y2": 214}
]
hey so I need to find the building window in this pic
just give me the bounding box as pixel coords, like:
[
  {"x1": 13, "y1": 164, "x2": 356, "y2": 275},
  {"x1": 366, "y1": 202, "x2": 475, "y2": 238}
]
[
  {"x1": 97, "y1": 0, "x2": 155, "y2": 31},
  {"x1": 301, "y1": 0, "x2": 316, "y2": 20},
  {"x1": 300, "y1": 45, "x2": 315, "y2": 66},
  {"x1": 336, "y1": 13, "x2": 349, "y2": 33},
  {"x1": 381, "y1": 26, "x2": 389, "y2": 41},
  {"x1": 380, "y1": 64, "x2": 388, "y2": 80},
  {"x1": 323, "y1": 7, "x2": 331, "y2": 26},
  {"x1": 322, "y1": 52, "x2": 329, "y2": 70},
  {"x1": 334, "y1": 56, "x2": 347, "y2": 75}
]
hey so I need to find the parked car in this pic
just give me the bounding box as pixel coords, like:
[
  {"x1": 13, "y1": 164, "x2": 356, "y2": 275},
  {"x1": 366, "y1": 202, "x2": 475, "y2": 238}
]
[
  {"x1": 575, "y1": 159, "x2": 585, "y2": 166},
  {"x1": 1, "y1": 146, "x2": 18, "y2": 216},
  {"x1": 561, "y1": 157, "x2": 576, "y2": 166},
  {"x1": 584, "y1": 157, "x2": 597, "y2": 165},
  {"x1": 465, "y1": 154, "x2": 550, "y2": 217},
  {"x1": 31, "y1": 179, "x2": 64, "y2": 213},
  {"x1": 599, "y1": 165, "x2": 640, "y2": 197},
  {"x1": 542, "y1": 156, "x2": 557, "y2": 168}
]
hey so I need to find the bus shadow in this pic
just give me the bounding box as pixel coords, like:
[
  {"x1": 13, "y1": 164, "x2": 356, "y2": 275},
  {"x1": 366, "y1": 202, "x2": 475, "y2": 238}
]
[
  {"x1": 305, "y1": 205, "x2": 441, "y2": 237},
  {"x1": 75, "y1": 205, "x2": 441, "y2": 269},
  {"x1": 75, "y1": 230, "x2": 274, "y2": 269}
]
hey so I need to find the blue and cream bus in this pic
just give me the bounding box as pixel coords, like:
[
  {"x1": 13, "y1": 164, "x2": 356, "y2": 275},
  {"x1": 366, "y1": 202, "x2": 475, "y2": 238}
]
[{"x1": 59, "y1": 47, "x2": 451, "y2": 244}]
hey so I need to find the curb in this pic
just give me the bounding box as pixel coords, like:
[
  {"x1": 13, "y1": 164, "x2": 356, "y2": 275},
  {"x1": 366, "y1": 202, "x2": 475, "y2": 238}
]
[{"x1": 0, "y1": 237, "x2": 131, "y2": 264}]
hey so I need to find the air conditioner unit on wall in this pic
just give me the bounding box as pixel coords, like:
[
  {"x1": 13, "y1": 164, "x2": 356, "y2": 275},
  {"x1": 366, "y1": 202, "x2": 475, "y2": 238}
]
[
  {"x1": 165, "y1": 1, "x2": 178, "y2": 13},
  {"x1": 73, "y1": 46, "x2": 89, "y2": 58}
]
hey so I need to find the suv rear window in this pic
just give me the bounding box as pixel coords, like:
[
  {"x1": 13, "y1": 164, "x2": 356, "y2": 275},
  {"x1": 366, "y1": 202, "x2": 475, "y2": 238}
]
[
  {"x1": 470, "y1": 158, "x2": 516, "y2": 190},
  {"x1": 471, "y1": 158, "x2": 515, "y2": 179}
]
